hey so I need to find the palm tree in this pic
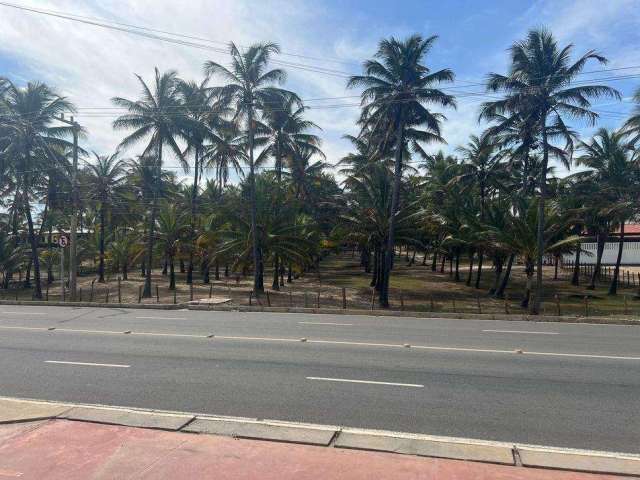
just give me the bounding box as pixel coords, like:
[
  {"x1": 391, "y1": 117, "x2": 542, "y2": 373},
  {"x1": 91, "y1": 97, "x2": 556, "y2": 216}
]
[
  {"x1": 84, "y1": 152, "x2": 125, "y2": 283},
  {"x1": 155, "y1": 203, "x2": 188, "y2": 290},
  {"x1": 623, "y1": 87, "x2": 640, "y2": 144},
  {"x1": 0, "y1": 80, "x2": 75, "y2": 299},
  {"x1": 348, "y1": 34, "x2": 456, "y2": 307},
  {"x1": 201, "y1": 123, "x2": 245, "y2": 195},
  {"x1": 112, "y1": 68, "x2": 197, "y2": 297},
  {"x1": 177, "y1": 80, "x2": 230, "y2": 284},
  {"x1": 482, "y1": 28, "x2": 621, "y2": 314},
  {"x1": 451, "y1": 132, "x2": 505, "y2": 288},
  {"x1": 576, "y1": 128, "x2": 638, "y2": 295},
  {"x1": 204, "y1": 42, "x2": 297, "y2": 293}
]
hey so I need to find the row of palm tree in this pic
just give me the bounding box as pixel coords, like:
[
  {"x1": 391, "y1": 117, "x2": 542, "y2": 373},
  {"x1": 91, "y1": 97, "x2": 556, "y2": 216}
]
[{"x1": 2, "y1": 27, "x2": 640, "y2": 313}]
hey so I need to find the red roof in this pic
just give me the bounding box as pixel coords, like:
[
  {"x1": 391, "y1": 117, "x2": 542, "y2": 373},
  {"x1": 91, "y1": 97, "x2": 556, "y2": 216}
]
[{"x1": 615, "y1": 224, "x2": 640, "y2": 234}]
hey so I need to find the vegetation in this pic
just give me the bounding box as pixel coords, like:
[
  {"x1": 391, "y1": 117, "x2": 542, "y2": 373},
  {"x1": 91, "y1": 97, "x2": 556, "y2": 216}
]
[{"x1": 1, "y1": 28, "x2": 639, "y2": 315}]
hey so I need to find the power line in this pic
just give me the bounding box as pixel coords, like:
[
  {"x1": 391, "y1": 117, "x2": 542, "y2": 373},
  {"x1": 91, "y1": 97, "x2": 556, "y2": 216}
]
[
  {"x1": 4, "y1": 1, "x2": 640, "y2": 90},
  {"x1": 0, "y1": 1, "x2": 358, "y2": 67}
]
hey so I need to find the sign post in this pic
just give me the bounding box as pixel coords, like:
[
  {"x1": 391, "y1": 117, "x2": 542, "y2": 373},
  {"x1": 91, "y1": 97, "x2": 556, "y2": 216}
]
[{"x1": 58, "y1": 235, "x2": 69, "y2": 301}]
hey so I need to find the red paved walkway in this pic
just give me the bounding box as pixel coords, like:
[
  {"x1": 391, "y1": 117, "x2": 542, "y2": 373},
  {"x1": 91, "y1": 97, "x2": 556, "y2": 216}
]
[{"x1": 0, "y1": 420, "x2": 626, "y2": 479}]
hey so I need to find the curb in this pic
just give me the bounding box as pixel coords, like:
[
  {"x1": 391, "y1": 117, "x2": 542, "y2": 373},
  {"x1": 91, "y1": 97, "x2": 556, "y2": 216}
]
[
  {"x1": 0, "y1": 396, "x2": 638, "y2": 476},
  {"x1": 1, "y1": 299, "x2": 639, "y2": 325}
]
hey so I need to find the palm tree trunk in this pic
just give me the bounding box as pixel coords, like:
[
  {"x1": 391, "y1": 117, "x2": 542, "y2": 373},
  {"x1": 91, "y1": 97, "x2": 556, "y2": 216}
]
[
  {"x1": 466, "y1": 249, "x2": 475, "y2": 286},
  {"x1": 47, "y1": 224, "x2": 54, "y2": 283},
  {"x1": 272, "y1": 255, "x2": 279, "y2": 290},
  {"x1": 376, "y1": 247, "x2": 384, "y2": 291},
  {"x1": 495, "y1": 253, "x2": 514, "y2": 298},
  {"x1": 571, "y1": 243, "x2": 581, "y2": 286},
  {"x1": 247, "y1": 108, "x2": 262, "y2": 293},
  {"x1": 490, "y1": 257, "x2": 503, "y2": 294},
  {"x1": 532, "y1": 114, "x2": 549, "y2": 314},
  {"x1": 608, "y1": 222, "x2": 625, "y2": 295},
  {"x1": 371, "y1": 246, "x2": 378, "y2": 287},
  {"x1": 187, "y1": 147, "x2": 200, "y2": 285},
  {"x1": 23, "y1": 194, "x2": 42, "y2": 299},
  {"x1": 98, "y1": 206, "x2": 106, "y2": 283},
  {"x1": 454, "y1": 248, "x2": 461, "y2": 281},
  {"x1": 169, "y1": 257, "x2": 175, "y2": 290},
  {"x1": 474, "y1": 251, "x2": 483, "y2": 289},
  {"x1": 287, "y1": 264, "x2": 292, "y2": 283},
  {"x1": 431, "y1": 244, "x2": 438, "y2": 271},
  {"x1": 143, "y1": 143, "x2": 161, "y2": 298},
  {"x1": 380, "y1": 114, "x2": 405, "y2": 308},
  {"x1": 553, "y1": 255, "x2": 559, "y2": 280},
  {"x1": 122, "y1": 261, "x2": 128, "y2": 281},
  {"x1": 203, "y1": 253, "x2": 210, "y2": 284},
  {"x1": 588, "y1": 231, "x2": 608, "y2": 290}
]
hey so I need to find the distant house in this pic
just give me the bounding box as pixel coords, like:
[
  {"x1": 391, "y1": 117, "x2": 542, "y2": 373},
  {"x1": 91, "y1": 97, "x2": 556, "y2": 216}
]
[{"x1": 563, "y1": 224, "x2": 640, "y2": 266}]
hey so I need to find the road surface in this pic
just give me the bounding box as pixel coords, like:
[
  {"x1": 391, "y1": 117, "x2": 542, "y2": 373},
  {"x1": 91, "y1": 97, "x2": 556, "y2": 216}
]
[{"x1": 0, "y1": 305, "x2": 638, "y2": 453}]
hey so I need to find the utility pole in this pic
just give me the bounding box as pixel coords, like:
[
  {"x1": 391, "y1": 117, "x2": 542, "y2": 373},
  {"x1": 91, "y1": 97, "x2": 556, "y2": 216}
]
[{"x1": 57, "y1": 114, "x2": 81, "y2": 301}]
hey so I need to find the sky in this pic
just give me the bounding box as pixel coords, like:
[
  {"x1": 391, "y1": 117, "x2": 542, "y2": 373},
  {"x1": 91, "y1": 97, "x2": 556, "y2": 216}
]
[{"x1": 1, "y1": 0, "x2": 639, "y2": 180}]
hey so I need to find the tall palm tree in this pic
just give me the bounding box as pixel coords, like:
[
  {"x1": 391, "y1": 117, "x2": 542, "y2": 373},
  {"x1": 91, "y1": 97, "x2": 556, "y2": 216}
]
[
  {"x1": 85, "y1": 152, "x2": 126, "y2": 283},
  {"x1": 623, "y1": 87, "x2": 640, "y2": 144},
  {"x1": 258, "y1": 96, "x2": 323, "y2": 181},
  {"x1": 576, "y1": 128, "x2": 638, "y2": 295},
  {"x1": 112, "y1": 68, "x2": 197, "y2": 297},
  {"x1": 1, "y1": 80, "x2": 75, "y2": 299},
  {"x1": 348, "y1": 34, "x2": 456, "y2": 307},
  {"x1": 481, "y1": 28, "x2": 621, "y2": 313},
  {"x1": 177, "y1": 80, "x2": 230, "y2": 283},
  {"x1": 204, "y1": 42, "x2": 297, "y2": 293}
]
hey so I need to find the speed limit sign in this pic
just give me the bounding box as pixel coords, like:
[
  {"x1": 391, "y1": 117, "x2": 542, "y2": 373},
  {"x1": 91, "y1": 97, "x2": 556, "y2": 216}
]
[{"x1": 58, "y1": 235, "x2": 69, "y2": 247}]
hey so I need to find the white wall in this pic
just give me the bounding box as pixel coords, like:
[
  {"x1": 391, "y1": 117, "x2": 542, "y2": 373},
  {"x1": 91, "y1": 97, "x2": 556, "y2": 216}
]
[{"x1": 563, "y1": 242, "x2": 640, "y2": 265}]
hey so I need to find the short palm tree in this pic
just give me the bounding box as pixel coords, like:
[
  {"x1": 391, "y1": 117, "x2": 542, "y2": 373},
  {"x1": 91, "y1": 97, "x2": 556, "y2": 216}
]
[
  {"x1": 85, "y1": 152, "x2": 125, "y2": 283},
  {"x1": 576, "y1": 128, "x2": 638, "y2": 294},
  {"x1": 451, "y1": 132, "x2": 505, "y2": 288},
  {"x1": 348, "y1": 34, "x2": 456, "y2": 307},
  {"x1": 204, "y1": 42, "x2": 297, "y2": 293},
  {"x1": 155, "y1": 203, "x2": 189, "y2": 290},
  {"x1": 112, "y1": 68, "x2": 198, "y2": 297},
  {"x1": 481, "y1": 28, "x2": 621, "y2": 313}
]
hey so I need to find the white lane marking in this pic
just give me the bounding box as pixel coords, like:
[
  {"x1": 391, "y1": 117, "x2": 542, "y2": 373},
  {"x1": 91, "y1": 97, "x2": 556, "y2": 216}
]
[
  {"x1": 298, "y1": 322, "x2": 353, "y2": 326},
  {"x1": 215, "y1": 335, "x2": 301, "y2": 342},
  {"x1": 56, "y1": 328, "x2": 122, "y2": 335},
  {"x1": 44, "y1": 360, "x2": 130, "y2": 368},
  {"x1": 307, "y1": 377, "x2": 423, "y2": 388},
  {"x1": 135, "y1": 316, "x2": 186, "y2": 320},
  {"x1": 130, "y1": 332, "x2": 207, "y2": 338},
  {"x1": 526, "y1": 351, "x2": 640, "y2": 361},
  {"x1": 3, "y1": 326, "x2": 638, "y2": 361},
  {"x1": 0, "y1": 325, "x2": 49, "y2": 331},
  {"x1": 308, "y1": 339, "x2": 400, "y2": 348},
  {"x1": 482, "y1": 329, "x2": 559, "y2": 335},
  {"x1": 0, "y1": 311, "x2": 46, "y2": 315}
]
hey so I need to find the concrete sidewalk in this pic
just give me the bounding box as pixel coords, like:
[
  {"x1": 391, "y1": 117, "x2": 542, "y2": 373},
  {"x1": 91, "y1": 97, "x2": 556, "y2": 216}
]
[{"x1": 0, "y1": 420, "x2": 628, "y2": 480}]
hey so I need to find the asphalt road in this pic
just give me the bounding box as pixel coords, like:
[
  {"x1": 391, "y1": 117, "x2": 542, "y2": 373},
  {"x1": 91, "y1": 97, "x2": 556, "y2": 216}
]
[{"x1": 0, "y1": 305, "x2": 639, "y2": 453}]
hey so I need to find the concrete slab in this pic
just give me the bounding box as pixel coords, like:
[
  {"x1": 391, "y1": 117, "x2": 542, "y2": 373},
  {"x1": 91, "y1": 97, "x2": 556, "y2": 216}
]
[
  {"x1": 183, "y1": 417, "x2": 337, "y2": 446},
  {"x1": 335, "y1": 428, "x2": 515, "y2": 465},
  {"x1": 0, "y1": 398, "x2": 70, "y2": 424},
  {"x1": 518, "y1": 445, "x2": 640, "y2": 476},
  {"x1": 61, "y1": 406, "x2": 194, "y2": 431},
  {"x1": 189, "y1": 297, "x2": 232, "y2": 304}
]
